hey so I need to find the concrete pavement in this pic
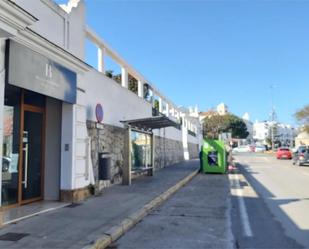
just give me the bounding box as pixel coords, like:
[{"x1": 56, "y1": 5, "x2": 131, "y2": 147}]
[
  {"x1": 114, "y1": 173, "x2": 233, "y2": 249},
  {"x1": 0, "y1": 160, "x2": 199, "y2": 249}
]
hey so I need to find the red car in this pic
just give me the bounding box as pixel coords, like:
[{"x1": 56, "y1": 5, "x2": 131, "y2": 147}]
[{"x1": 276, "y1": 148, "x2": 292, "y2": 160}]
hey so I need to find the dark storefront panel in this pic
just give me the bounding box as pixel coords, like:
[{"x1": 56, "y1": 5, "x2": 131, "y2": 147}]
[{"x1": 6, "y1": 40, "x2": 77, "y2": 104}]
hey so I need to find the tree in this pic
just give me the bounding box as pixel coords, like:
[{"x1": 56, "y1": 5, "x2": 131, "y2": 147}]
[
  {"x1": 128, "y1": 74, "x2": 138, "y2": 94},
  {"x1": 105, "y1": 70, "x2": 138, "y2": 93},
  {"x1": 203, "y1": 114, "x2": 229, "y2": 139},
  {"x1": 228, "y1": 115, "x2": 249, "y2": 139},
  {"x1": 104, "y1": 70, "x2": 121, "y2": 84},
  {"x1": 105, "y1": 70, "x2": 113, "y2": 78},
  {"x1": 203, "y1": 114, "x2": 249, "y2": 139},
  {"x1": 295, "y1": 105, "x2": 309, "y2": 133}
]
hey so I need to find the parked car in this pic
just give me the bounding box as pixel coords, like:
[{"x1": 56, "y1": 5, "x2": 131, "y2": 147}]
[
  {"x1": 276, "y1": 147, "x2": 292, "y2": 160},
  {"x1": 292, "y1": 146, "x2": 309, "y2": 166},
  {"x1": 255, "y1": 145, "x2": 266, "y2": 153},
  {"x1": 232, "y1": 145, "x2": 252, "y2": 153}
]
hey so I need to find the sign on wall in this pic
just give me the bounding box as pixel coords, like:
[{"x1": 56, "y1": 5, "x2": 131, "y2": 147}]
[
  {"x1": 7, "y1": 40, "x2": 77, "y2": 104},
  {"x1": 95, "y1": 103, "x2": 104, "y2": 123}
]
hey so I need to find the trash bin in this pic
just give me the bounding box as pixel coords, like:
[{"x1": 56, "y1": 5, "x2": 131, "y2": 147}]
[
  {"x1": 98, "y1": 152, "x2": 111, "y2": 180},
  {"x1": 200, "y1": 139, "x2": 227, "y2": 174}
]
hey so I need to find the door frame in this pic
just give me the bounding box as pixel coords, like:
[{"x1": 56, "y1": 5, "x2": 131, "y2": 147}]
[{"x1": 18, "y1": 90, "x2": 46, "y2": 205}]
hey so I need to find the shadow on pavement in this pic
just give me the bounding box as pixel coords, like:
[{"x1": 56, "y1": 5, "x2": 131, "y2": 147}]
[{"x1": 230, "y1": 162, "x2": 308, "y2": 249}]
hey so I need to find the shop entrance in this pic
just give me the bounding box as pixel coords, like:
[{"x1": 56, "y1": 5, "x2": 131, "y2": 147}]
[
  {"x1": 2, "y1": 86, "x2": 45, "y2": 207},
  {"x1": 21, "y1": 107, "x2": 44, "y2": 204}
]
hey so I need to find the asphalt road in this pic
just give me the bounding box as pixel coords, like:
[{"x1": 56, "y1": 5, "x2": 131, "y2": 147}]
[
  {"x1": 231, "y1": 152, "x2": 309, "y2": 249},
  {"x1": 111, "y1": 153, "x2": 309, "y2": 249}
]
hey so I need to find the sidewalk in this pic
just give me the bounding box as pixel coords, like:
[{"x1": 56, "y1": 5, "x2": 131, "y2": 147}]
[{"x1": 0, "y1": 160, "x2": 199, "y2": 249}]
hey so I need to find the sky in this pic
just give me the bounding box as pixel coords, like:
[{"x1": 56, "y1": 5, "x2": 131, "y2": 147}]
[{"x1": 57, "y1": 0, "x2": 309, "y2": 125}]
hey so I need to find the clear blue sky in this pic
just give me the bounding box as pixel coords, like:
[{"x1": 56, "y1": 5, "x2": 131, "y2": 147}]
[{"x1": 57, "y1": 0, "x2": 309, "y2": 125}]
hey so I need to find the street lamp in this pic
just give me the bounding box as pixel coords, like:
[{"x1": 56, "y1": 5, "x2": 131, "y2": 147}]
[{"x1": 269, "y1": 84, "x2": 277, "y2": 150}]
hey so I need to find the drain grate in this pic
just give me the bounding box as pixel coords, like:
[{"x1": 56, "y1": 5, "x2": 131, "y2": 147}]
[
  {"x1": 0, "y1": 233, "x2": 29, "y2": 241},
  {"x1": 66, "y1": 203, "x2": 82, "y2": 208}
]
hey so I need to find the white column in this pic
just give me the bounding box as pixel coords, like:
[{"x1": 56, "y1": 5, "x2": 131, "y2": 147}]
[
  {"x1": 165, "y1": 103, "x2": 169, "y2": 117},
  {"x1": 138, "y1": 79, "x2": 143, "y2": 98},
  {"x1": 97, "y1": 47, "x2": 105, "y2": 73},
  {"x1": 121, "y1": 67, "x2": 128, "y2": 88},
  {"x1": 158, "y1": 97, "x2": 162, "y2": 113},
  {"x1": 182, "y1": 116, "x2": 190, "y2": 160},
  {"x1": 60, "y1": 103, "x2": 76, "y2": 190}
]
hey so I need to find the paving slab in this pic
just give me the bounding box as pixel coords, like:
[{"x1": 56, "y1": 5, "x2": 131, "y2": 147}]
[
  {"x1": 115, "y1": 173, "x2": 233, "y2": 249},
  {"x1": 0, "y1": 160, "x2": 199, "y2": 249}
]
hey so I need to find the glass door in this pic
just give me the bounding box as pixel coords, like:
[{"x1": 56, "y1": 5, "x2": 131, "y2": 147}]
[
  {"x1": 1, "y1": 86, "x2": 21, "y2": 206},
  {"x1": 2, "y1": 87, "x2": 45, "y2": 207},
  {"x1": 21, "y1": 108, "x2": 44, "y2": 203}
]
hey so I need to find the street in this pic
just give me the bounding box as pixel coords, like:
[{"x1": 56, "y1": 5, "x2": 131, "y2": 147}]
[
  {"x1": 112, "y1": 153, "x2": 309, "y2": 249},
  {"x1": 231, "y1": 153, "x2": 309, "y2": 248}
]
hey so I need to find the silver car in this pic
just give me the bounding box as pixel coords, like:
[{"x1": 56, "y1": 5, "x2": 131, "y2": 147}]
[{"x1": 292, "y1": 146, "x2": 309, "y2": 166}]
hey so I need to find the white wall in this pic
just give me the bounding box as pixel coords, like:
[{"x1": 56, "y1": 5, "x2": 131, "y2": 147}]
[
  {"x1": 84, "y1": 70, "x2": 152, "y2": 126},
  {"x1": 14, "y1": 0, "x2": 67, "y2": 48},
  {"x1": 83, "y1": 69, "x2": 196, "y2": 145},
  {"x1": 153, "y1": 127, "x2": 182, "y2": 142},
  {"x1": 66, "y1": 0, "x2": 86, "y2": 59},
  {"x1": 60, "y1": 103, "x2": 75, "y2": 190},
  {"x1": 13, "y1": 0, "x2": 85, "y2": 59},
  {"x1": 73, "y1": 74, "x2": 91, "y2": 189}
]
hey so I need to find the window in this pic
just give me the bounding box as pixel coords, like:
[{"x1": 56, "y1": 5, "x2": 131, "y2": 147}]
[
  {"x1": 143, "y1": 83, "x2": 153, "y2": 103},
  {"x1": 131, "y1": 131, "x2": 151, "y2": 170},
  {"x1": 2, "y1": 85, "x2": 21, "y2": 206}
]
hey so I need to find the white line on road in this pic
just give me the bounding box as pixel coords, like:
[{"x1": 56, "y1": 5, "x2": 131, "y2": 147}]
[{"x1": 234, "y1": 174, "x2": 253, "y2": 237}]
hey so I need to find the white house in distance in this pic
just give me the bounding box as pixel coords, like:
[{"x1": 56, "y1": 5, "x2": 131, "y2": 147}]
[
  {"x1": 295, "y1": 129, "x2": 309, "y2": 147},
  {"x1": 216, "y1": 103, "x2": 229, "y2": 116},
  {"x1": 199, "y1": 103, "x2": 229, "y2": 122},
  {"x1": 253, "y1": 120, "x2": 296, "y2": 146}
]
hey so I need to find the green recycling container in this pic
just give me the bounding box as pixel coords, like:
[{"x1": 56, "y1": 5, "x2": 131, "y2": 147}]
[{"x1": 200, "y1": 139, "x2": 227, "y2": 174}]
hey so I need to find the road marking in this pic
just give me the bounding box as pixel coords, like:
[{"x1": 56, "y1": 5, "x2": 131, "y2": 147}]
[{"x1": 233, "y1": 174, "x2": 253, "y2": 237}]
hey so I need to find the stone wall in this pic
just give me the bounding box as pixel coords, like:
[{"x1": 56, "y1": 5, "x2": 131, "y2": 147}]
[
  {"x1": 87, "y1": 121, "x2": 200, "y2": 191},
  {"x1": 188, "y1": 142, "x2": 199, "y2": 159},
  {"x1": 87, "y1": 121, "x2": 125, "y2": 192},
  {"x1": 154, "y1": 136, "x2": 184, "y2": 169}
]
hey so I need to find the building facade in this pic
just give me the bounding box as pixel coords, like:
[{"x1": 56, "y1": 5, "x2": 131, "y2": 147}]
[
  {"x1": 0, "y1": 0, "x2": 202, "y2": 209},
  {"x1": 253, "y1": 120, "x2": 296, "y2": 147}
]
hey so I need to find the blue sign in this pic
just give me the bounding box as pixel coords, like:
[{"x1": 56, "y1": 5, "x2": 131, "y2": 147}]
[{"x1": 95, "y1": 103, "x2": 104, "y2": 123}]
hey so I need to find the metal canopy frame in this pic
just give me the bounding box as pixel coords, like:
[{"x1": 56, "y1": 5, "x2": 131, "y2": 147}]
[
  {"x1": 121, "y1": 115, "x2": 179, "y2": 185},
  {"x1": 120, "y1": 115, "x2": 179, "y2": 132}
]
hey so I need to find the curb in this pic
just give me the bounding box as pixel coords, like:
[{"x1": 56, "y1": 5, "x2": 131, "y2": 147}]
[{"x1": 85, "y1": 169, "x2": 199, "y2": 249}]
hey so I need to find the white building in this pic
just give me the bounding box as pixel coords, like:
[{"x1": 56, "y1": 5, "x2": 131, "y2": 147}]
[
  {"x1": 0, "y1": 0, "x2": 201, "y2": 215},
  {"x1": 253, "y1": 120, "x2": 296, "y2": 146},
  {"x1": 295, "y1": 130, "x2": 309, "y2": 147},
  {"x1": 216, "y1": 103, "x2": 229, "y2": 116}
]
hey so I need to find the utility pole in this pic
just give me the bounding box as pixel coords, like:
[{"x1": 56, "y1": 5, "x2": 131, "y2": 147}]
[{"x1": 269, "y1": 85, "x2": 277, "y2": 150}]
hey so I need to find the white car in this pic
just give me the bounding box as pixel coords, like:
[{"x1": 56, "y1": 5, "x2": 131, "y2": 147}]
[
  {"x1": 232, "y1": 145, "x2": 252, "y2": 153},
  {"x1": 255, "y1": 145, "x2": 266, "y2": 152}
]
